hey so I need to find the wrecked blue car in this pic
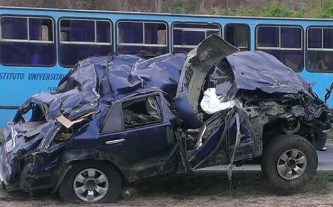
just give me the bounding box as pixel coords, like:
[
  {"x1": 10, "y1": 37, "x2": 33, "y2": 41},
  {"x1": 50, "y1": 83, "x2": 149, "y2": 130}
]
[{"x1": 0, "y1": 35, "x2": 331, "y2": 203}]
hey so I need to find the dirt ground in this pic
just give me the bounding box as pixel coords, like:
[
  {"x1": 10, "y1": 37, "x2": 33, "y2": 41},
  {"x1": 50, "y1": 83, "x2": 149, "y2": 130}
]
[{"x1": 1, "y1": 171, "x2": 333, "y2": 207}]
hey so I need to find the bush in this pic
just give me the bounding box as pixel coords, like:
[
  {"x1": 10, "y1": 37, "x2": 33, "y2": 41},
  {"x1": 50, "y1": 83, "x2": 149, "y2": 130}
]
[
  {"x1": 295, "y1": 9, "x2": 305, "y2": 18},
  {"x1": 172, "y1": 0, "x2": 185, "y2": 14},
  {"x1": 316, "y1": 1, "x2": 333, "y2": 18},
  {"x1": 260, "y1": 4, "x2": 294, "y2": 17},
  {"x1": 223, "y1": 8, "x2": 234, "y2": 16},
  {"x1": 236, "y1": 7, "x2": 257, "y2": 16}
]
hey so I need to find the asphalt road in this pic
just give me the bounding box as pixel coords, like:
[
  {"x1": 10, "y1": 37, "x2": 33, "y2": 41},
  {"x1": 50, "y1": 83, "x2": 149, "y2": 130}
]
[{"x1": 317, "y1": 142, "x2": 333, "y2": 171}]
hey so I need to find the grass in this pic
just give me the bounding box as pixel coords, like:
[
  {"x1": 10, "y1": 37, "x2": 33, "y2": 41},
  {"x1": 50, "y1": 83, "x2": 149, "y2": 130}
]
[
  {"x1": 170, "y1": 0, "x2": 333, "y2": 18},
  {"x1": 133, "y1": 171, "x2": 333, "y2": 200},
  {"x1": 304, "y1": 172, "x2": 333, "y2": 195}
]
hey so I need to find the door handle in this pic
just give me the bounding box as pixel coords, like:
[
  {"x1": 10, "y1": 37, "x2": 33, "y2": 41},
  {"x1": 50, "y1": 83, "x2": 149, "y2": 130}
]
[{"x1": 105, "y1": 139, "x2": 125, "y2": 145}]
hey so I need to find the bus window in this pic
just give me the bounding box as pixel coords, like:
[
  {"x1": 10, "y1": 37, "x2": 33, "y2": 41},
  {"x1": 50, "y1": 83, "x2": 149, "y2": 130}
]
[
  {"x1": 257, "y1": 26, "x2": 279, "y2": 47},
  {"x1": 256, "y1": 25, "x2": 303, "y2": 72},
  {"x1": 307, "y1": 27, "x2": 333, "y2": 72},
  {"x1": 172, "y1": 23, "x2": 221, "y2": 53},
  {"x1": 117, "y1": 21, "x2": 167, "y2": 57},
  {"x1": 0, "y1": 16, "x2": 55, "y2": 66},
  {"x1": 59, "y1": 18, "x2": 112, "y2": 67},
  {"x1": 225, "y1": 24, "x2": 250, "y2": 51}
]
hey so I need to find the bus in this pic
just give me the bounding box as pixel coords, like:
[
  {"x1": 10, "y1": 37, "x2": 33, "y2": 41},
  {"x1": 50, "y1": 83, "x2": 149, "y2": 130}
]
[{"x1": 0, "y1": 6, "x2": 333, "y2": 127}]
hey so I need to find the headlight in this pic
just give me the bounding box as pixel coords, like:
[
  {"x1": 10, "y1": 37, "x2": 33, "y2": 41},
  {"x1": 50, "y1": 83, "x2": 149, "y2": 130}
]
[
  {"x1": 4, "y1": 139, "x2": 15, "y2": 153},
  {"x1": 4, "y1": 127, "x2": 16, "y2": 153}
]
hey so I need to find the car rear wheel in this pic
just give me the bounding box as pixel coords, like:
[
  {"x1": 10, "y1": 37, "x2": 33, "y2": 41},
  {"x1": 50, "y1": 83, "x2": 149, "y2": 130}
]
[
  {"x1": 59, "y1": 161, "x2": 122, "y2": 203},
  {"x1": 261, "y1": 135, "x2": 318, "y2": 191}
]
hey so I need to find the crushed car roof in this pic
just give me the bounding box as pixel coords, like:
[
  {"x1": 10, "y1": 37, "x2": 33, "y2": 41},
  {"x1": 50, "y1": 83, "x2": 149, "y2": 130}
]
[
  {"x1": 56, "y1": 34, "x2": 312, "y2": 107},
  {"x1": 56, "y1": 53, "x2": 185, "y2": 103}
]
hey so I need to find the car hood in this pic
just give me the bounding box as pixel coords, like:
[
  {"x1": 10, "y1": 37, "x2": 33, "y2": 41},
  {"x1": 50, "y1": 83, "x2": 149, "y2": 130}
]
[{"x1": 223, "y1": 50, "x2": 311, "y2": 98}]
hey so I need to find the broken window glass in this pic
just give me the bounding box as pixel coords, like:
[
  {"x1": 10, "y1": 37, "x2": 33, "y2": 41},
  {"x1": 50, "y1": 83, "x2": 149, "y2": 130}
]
[{"x1": 122, "y1": 96, "x2": 162, "y2": 129}]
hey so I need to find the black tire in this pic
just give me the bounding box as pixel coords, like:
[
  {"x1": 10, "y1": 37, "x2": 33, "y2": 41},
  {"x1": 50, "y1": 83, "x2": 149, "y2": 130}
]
[
  {"x1": 261, "y1": 135, "x2": 318, "y2": 192},
  {"x1": 58, "y1": 161, "x2": 122, "y2": 203}
]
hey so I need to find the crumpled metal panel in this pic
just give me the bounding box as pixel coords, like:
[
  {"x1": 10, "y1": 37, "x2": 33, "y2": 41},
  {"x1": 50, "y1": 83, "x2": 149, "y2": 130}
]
[
  {"x1": 57, "y1": 53, "x2": 185, "y2": 103},
  {"x1": 175, "y1": 34, "x2": 239, "y2": 128},
  {"x1": 0, "y1": 53, "x2": 185, "y2": 188},
  {"x1": 226, "y1": 51, "x2": 311, "y2": 94}
]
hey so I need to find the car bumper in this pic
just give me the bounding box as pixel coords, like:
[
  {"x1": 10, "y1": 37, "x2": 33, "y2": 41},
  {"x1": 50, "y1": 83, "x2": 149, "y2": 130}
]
[{"x1": 0, "y1": 147, "x2": 17, "y2": 191}]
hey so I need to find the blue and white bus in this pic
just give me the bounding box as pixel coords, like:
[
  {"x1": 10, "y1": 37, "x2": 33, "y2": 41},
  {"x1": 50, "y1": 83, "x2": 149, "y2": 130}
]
[{"x1": 0, "y1": 6, "x2": 333, "y2": 127}]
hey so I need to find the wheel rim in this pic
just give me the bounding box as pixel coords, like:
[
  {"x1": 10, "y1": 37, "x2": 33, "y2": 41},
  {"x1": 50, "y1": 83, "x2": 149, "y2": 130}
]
[
  {"x1": 73, "y1": 168, "x2": 109, "y2": 202},
  {"x1": 276, "y1": 149, "x2": 307, "y2": 181}
]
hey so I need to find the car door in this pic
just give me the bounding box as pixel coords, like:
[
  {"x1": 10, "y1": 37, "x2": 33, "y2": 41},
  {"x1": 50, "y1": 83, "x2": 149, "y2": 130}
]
[{"x1": 99, "y1": 92, "x2": 177, "y2": 176}]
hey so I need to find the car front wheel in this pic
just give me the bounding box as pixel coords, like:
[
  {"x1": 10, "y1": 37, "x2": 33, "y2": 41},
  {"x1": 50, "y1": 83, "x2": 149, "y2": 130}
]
[
  {"x1": 59, "y1": 161, "x2": 122, "y2": 203},
  {"x1": 261, "y1": 135, "x2": 318, "y2": 191}
]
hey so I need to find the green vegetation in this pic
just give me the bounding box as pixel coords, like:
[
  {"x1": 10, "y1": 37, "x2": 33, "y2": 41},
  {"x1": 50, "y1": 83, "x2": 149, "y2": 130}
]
[
  {"x1": 3, "y1": 0, "x2": 333, "y2": 18},
  {"x1": 315, "y1": 1, "x2": 333, "y2": 18},
  {"x1": 170, "y1": 0, "x2": 333, "y2": 18},
  {"x1": 172, "y1": 0, "x2": 185, "y2": 14},
  {"x1": 222, "y1": 1, "x2": 333, "y2": 18},
  {"x1": 304, "y1": 173, "x2": 333, "y2": 195},
  {"x1": 234, "y1": 8, "x2": 257, "y2": 17},
  {"x1": 260, "y1": 4, "x2": 294, "y2": 17}
]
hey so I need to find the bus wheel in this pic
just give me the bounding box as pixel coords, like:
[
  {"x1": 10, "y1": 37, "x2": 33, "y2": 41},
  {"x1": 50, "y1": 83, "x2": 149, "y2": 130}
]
[
  {"x1": 59, "y1": 161, "x2": 122, "y2": 203},
  {"x1": 261, "y1": 135, "x2": 318, "y2": 191}
]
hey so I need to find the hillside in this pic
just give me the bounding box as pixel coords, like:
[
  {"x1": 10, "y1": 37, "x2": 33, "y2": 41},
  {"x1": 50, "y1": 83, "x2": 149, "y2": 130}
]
[{"x1": 1, "y1": 0, "x2": 333, "y2": 18}]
